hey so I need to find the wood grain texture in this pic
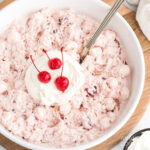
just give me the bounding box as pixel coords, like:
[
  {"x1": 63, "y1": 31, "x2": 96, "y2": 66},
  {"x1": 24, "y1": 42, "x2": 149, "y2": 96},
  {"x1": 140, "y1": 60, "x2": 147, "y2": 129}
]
[{"x1": 0, "y1": 0, "x2": 150, "y2": 150}]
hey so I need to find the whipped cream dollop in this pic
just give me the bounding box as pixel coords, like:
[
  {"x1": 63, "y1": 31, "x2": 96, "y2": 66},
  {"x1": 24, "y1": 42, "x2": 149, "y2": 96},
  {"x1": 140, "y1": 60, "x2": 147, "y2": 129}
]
[
  {"x1": 128, "y1": 131, "x2": 150, "y2": 150},
  {"x1": 25, "y1": 50, "x2": 84, "y2": 106}
]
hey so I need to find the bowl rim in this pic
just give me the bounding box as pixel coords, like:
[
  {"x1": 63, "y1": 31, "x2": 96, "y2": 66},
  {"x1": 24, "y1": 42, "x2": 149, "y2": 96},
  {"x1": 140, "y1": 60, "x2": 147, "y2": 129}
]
[{"x1": 0, "y1": 0, "x2": 145, "y2": 149}]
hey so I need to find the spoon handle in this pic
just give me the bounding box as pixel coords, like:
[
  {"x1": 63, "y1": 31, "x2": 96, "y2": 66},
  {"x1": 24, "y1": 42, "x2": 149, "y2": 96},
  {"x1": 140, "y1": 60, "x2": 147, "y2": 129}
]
[{"x1": 80, "y1": 0, "x2": 125, "y2": 62}]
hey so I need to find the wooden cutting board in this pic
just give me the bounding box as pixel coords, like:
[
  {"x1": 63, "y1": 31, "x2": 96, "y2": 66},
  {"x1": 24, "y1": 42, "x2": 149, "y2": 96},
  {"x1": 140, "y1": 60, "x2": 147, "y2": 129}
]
[{"x1": 0, "y1": 0, "x2": 150, "y2": 150}]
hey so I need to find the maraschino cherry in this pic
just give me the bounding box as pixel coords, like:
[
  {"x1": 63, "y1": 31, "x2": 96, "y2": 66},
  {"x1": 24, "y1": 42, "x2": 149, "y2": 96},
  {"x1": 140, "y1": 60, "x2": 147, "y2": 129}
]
[
  {"x1": 55, "y1": 76, "x2": 69, "y2": 92},
  {"x1": 30, "y1": 55, "x2": 51, "y2": 83},
  {"x1": 43, "y1": 49, "x2": 62, "y2": 70},
  {"x1": 55, "y1": 47, "x2": 69, "y2": 92}
]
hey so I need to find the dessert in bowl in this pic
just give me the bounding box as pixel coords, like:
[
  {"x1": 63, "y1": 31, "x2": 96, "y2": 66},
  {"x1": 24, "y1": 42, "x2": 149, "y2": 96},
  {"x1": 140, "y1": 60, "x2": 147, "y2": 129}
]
[{"x1": 0, "y1": 0, "x2": 145, "y2": 149}]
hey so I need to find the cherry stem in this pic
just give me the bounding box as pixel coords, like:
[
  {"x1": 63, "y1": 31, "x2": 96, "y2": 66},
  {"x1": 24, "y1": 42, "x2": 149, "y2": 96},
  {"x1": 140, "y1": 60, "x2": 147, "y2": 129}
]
[
  {"x1": 43, "y1": 49, "x2": 51, "y2": 60},
  {"x1": 30, "y1": 55, "x2": 40, "y2": 73},
  {"x1": 61, "y1": 47, "x2": 64, "y2": 77}
]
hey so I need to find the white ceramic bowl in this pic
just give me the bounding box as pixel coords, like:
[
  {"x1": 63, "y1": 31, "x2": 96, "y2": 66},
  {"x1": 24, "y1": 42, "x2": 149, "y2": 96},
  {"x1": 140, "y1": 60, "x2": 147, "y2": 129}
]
[{"x1": 0, "y1": 0, "x2": 145, "y2": 149}]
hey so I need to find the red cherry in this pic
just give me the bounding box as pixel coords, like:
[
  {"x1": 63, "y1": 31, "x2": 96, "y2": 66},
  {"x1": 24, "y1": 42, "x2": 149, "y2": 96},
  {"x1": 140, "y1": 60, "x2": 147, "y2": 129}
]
[
  {"x1": 49, "y1": 58, "x2": 62, "y2": 70},
  {"x1": 38, "y1": 71, "x2": 51, "y2": 83},
  {"x1": 30, "y1": 55, "x2": 51, "y2": 83},
  {"x1": 43, "y1": 49, "x2": 62, "y2": 70},
  {"x1": 55, "y1": 76, "x2": 69, "y2": 92}
]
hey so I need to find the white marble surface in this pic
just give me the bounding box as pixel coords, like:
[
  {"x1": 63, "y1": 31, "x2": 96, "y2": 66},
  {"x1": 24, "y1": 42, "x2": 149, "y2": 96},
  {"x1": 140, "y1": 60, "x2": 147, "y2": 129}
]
[
  {"x1": 111, "y1": 103, "x2": 150, "y2": 150},
  {"x1": 0, "y1": 145, "x2": 6, "y2": 150}
]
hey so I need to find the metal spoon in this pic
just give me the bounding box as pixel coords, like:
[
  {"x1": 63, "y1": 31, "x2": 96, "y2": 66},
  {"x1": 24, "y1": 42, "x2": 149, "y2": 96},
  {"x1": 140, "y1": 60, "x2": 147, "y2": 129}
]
[{"x1": 80, "y1": 0, "x2": 125, "y2": 63}]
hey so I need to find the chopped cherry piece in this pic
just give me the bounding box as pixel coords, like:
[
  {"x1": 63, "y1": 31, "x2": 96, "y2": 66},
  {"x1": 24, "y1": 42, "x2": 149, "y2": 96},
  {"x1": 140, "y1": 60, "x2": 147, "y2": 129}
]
[
  {"x1": 85, "y1": 86, "x2": 97, "y2": 97},
  {"x1": 30, "y1": 55, "x2": 51, "y2": 83},
  {"x1": 85, "y1": 88, "x2": 94, "y2": 97},
  {"x1": 55, "y1": 76, "x2": 69, "y2": 92}
]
